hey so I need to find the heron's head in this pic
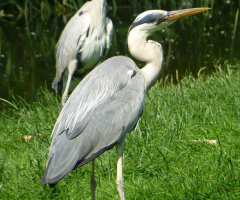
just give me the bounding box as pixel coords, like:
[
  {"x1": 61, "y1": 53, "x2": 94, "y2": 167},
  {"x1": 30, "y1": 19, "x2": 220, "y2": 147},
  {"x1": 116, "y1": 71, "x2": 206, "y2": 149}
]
[{"x1": 128, "y1": 8, "x2": 210, "y2": 35}]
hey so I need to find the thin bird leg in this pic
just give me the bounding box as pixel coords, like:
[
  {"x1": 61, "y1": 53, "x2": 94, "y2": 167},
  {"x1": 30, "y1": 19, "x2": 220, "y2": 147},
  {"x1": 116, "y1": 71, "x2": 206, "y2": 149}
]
[
  {"x1": 62, "y1": 60, "x2": 78, "y2": 105},
  {"x1": 116, "y1": 138, "x2": 125, "y2": 200},
  {"x1": 90, "y1": 160, "x2": 97, "y2": 200}
]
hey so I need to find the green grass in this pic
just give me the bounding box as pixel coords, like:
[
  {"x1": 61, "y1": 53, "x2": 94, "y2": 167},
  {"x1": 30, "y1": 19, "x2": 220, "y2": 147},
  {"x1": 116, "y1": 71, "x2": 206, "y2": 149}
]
[{"x1": 1, "y1": 62, "x2": 240, "y2": 199}]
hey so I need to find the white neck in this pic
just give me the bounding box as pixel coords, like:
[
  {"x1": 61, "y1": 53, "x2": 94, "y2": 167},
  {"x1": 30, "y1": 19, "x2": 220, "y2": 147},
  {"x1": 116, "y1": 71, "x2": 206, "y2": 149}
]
[
  {"x1": 127, "y1": 28, "x2": 164, "y2": 91},
  {"x1": 91, "y1": 0, "x2": 106, "y2": 27}
]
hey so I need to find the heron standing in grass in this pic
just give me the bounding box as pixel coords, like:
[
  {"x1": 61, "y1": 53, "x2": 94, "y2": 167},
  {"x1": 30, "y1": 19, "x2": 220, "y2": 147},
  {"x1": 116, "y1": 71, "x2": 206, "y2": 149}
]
[
  {"x1": 41, "y1": 7, "x2": 209, "y2": 200},
  {"x1": 52, "y1": 0, "x2": 113, "y2": 105}
]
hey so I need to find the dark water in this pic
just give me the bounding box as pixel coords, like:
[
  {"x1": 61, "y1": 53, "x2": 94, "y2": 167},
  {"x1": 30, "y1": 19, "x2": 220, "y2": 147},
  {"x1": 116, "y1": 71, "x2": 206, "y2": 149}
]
[{"x1": 0, "y1": 1, "x2": 239, "y2": 103}]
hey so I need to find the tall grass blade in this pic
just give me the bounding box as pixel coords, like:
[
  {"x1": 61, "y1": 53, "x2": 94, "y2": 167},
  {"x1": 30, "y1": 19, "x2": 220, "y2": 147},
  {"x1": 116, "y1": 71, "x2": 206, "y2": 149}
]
[
  {"x1": 231, "y1": 9, "x2": 239, "y2": 57},
  {"x1": 0, "y1": 98, "x2": 18, "y2": 110}
]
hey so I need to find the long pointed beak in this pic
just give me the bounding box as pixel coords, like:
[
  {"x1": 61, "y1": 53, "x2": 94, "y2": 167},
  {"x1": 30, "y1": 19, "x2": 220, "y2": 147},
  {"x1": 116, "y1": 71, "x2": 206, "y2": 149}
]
[{"x1": 165, "y1": 7, "x2": 210, "y2": 22}]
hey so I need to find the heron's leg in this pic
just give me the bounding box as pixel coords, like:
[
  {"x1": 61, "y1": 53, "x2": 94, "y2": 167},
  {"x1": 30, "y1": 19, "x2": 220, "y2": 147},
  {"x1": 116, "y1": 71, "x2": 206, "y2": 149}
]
[
  {"x1": 90, "y1": 160, "x2": 97, "y2": 200},
  {"x1": 116, "y1": 138, "x2": 125, "y2": 200},
  {"x1": 62, "y1": 60, "x2": 78, "y2": 105}
]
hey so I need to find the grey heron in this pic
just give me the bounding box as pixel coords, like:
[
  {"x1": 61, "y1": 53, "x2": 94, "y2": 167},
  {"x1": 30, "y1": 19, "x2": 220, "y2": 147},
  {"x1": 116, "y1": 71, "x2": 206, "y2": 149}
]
[
  {"x1": 52, "y1": 0, "x2": 113, "y2": 105},
  {"x1": 41, "y1": 7, "x2": 209, "y2": 200}
]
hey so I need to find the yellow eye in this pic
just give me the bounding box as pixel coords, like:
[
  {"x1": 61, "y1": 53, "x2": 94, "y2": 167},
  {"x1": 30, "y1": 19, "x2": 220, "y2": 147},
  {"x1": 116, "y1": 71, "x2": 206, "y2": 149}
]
[{"x1": 156, "y1": 18, "x2": 162, "y2": 24}]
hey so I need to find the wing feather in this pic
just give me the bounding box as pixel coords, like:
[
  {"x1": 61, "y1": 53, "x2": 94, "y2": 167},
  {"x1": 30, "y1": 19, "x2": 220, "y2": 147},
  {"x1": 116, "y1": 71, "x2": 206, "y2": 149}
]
[
  {"x1": 41, "y1": 56, "x2": 145, "y2": 185},
  {"x1": 55, "y1": 9, "x2": 91, "y2": 81}
]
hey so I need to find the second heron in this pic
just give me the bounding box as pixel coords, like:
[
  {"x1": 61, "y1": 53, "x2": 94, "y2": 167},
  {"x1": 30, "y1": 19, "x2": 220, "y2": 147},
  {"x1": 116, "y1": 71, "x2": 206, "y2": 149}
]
[{"x1": 52, "y1": 0, "x2": 113, "y2": 105}]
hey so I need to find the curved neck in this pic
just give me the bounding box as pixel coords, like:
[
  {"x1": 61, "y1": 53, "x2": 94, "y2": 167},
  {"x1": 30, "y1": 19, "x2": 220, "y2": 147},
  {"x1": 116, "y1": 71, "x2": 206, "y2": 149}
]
[
  {"x1": 128, "y1": 28, "x2": 163, "y2": 91},
  {"x1": 91, "y1": 0, "x2": 106, "y2": 27}
]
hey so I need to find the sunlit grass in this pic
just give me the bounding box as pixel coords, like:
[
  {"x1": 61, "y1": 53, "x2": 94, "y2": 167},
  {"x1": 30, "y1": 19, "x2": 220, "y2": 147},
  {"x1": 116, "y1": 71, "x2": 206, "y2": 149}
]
[{"x1": 0, "y1": 62, "x2": 240, "y2": 199}]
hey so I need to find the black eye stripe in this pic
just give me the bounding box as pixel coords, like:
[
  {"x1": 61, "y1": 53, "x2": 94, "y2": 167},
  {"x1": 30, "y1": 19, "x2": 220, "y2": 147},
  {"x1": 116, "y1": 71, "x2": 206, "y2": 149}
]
[{"x1": 128, "y1": 13, "x2": 165, "y2": 32}]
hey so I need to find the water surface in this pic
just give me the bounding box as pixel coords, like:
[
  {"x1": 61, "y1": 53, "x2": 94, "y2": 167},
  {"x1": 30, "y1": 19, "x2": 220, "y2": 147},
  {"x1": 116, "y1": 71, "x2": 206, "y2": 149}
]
[{"x1": 0, "y1": 1, "x2": 239, "y2": 103}]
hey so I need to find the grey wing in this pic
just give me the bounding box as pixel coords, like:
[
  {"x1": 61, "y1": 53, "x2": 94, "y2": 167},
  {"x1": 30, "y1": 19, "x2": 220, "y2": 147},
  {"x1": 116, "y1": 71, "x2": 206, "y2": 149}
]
[
  {"x1": 52, "y1": 7, "x2": 91, "y2": 91},
  {"x1": 74, "y1": 73, "x2": 145, "y2": 167},
  {"x1": 41, "y1": 56, "x2": 145, "y2": 185},
  {"x1": 52, "y1": 56, "x2": 138, "y2": 139}
]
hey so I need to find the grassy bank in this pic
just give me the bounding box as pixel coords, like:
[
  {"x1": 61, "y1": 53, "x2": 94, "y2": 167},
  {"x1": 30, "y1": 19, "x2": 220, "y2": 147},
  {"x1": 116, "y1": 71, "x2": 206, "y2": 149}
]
[{"x1": 0, "y1": 62, "x2": 240, "y2": 199}]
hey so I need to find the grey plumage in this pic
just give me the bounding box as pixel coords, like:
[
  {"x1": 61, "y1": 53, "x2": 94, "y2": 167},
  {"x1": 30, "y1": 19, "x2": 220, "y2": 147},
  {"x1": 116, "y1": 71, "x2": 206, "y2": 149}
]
[
  {"x1": 52, "y1": 0, "x2": 113, "y2": 105},
  {"x1": 41, "y1": 56, "x2": 145, "y2": 185}
]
